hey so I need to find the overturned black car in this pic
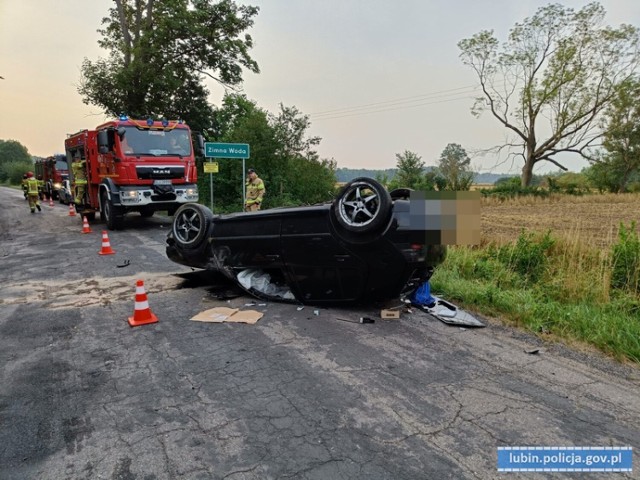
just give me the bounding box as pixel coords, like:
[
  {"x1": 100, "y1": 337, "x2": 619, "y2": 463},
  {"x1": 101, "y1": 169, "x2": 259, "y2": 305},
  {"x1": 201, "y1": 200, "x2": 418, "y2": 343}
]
[{"x1": 166, "y1": 178, "x2": 447, "y2": 305}]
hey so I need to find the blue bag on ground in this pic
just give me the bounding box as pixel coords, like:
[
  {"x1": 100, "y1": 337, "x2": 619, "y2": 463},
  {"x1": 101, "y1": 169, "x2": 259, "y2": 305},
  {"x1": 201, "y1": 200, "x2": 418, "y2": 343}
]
[{"x1": 411, "y1": 281, "x2": 436, "y2": 307}]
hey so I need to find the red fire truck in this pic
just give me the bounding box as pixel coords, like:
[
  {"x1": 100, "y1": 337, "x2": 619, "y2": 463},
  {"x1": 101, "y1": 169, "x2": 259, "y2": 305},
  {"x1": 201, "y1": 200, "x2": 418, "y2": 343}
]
[
  {"x1": 34, "y1": 154, "x2": 69, "y2": 200},
  {"x1": 64, "y1": 116, "x2": 202, "y2": 230}
]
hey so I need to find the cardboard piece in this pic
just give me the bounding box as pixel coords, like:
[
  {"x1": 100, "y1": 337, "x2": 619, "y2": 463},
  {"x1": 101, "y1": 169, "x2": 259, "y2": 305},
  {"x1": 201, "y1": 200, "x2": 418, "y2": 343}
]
[
  {"x1": 380, "y1": 309, "x2": 400, "y2": 319},
  {"x1": 191, "y1": 307, "x2": 263, "y2": 324}
]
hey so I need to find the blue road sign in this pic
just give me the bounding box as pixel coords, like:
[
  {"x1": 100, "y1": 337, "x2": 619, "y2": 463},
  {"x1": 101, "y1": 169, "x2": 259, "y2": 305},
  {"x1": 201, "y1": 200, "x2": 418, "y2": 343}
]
[{"x1": 204, "y1": 142, "x2": 250, "y2": 159}]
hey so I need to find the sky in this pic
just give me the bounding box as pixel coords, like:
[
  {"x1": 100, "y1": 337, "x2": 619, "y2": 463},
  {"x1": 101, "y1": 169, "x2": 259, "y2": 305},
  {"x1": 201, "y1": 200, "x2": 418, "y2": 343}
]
[{"x1": 1, "y1": 0, "x2": 639, "y2": 174}]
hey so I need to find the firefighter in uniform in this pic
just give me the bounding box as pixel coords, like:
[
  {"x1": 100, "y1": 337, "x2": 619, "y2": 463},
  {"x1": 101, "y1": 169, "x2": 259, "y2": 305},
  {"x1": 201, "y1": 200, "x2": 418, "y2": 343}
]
[
  {"x1": 21, "y1": 173, "x2": 29, "y2": 199},
  {"x1": 244, "y1": 168, "x2": 265, "y2": 212},
  {"x1": 72, "y1": 155, "x2": 87, "y2": 205},
  {"x1": 25, "y1": 172, "x2": 41, "y2": 213},
  {"x1": 36, "y1": 174, "x2": 45, "y2": 200}
]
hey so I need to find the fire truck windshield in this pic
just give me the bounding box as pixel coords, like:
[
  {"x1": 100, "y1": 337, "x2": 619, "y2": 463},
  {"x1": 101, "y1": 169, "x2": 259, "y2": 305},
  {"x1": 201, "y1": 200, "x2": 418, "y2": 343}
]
[
  {"x1": 54, "y1": 155, "x2": 68, "y2": 171},
  {"x1": 120, "y1": 127, "x2": 192, "y2": 156}
]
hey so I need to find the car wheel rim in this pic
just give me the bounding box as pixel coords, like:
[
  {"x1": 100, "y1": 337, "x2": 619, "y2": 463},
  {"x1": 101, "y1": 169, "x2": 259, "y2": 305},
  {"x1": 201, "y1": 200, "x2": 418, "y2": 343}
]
[
  {"x1": 175, "y1": 209, "x2": 202, "y2": 244},
  {"x1": 338, "y1": 183, "x2": 380, "y2": 228}
]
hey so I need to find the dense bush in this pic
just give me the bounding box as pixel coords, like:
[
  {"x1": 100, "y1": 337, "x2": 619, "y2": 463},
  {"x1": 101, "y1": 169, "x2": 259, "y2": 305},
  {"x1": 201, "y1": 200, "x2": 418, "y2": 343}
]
[
  {"x1": 0, "y1": 160, "x2": 33, "y2": 184},
  {"x1": 481, "y1": 177, "x2": 550, "y2": 199},
  {"x1": 610, "y1": 222, "x2": 640, "y2": 293},
  {"x1": 547, "y1": 173, "x2": 591, "y2": 195},
  {"x1": 497, "y1": 230, "x2": 555, "y2": 282}
]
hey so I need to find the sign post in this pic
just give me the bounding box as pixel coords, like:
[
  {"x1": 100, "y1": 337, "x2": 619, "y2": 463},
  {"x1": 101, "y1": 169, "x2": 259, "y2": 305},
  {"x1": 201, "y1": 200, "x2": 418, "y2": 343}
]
[
  {"x1": 204, "y1": 142, "x2": 250, "y2": 211},
  {"x1": 203, "y1": 162, "x2": 219, "y2": 211}
]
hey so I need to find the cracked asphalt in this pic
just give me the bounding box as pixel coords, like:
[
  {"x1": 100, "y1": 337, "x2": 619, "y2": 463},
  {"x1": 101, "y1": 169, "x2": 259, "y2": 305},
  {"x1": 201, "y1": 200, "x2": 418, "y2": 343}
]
[{"x1": 1, "y1": 186, "x2": 638, "y2": 479}]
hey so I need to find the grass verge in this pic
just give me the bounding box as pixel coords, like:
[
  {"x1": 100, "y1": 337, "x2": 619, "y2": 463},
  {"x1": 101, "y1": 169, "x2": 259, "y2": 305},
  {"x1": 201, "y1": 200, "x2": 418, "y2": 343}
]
[{"x1": 431, "y1": 228, "x2": 640, "y2": 364}]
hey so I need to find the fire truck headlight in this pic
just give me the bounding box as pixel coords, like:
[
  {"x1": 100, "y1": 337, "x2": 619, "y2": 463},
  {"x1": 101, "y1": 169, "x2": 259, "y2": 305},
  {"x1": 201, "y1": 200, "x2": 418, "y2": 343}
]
[
  {"x1": 53, "y1": 183, "x2": 62, "y2": 189},
  {"x1": 121, "y1": 190, "x2": 140, "y2": 204},
  {"x1": 184, "y1": 187, "x2": 198, "y2": 200}
]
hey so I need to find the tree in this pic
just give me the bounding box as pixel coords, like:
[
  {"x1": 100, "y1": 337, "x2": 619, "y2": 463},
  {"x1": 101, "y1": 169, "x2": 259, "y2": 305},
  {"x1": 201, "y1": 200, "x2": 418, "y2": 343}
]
[
  {"x1": 438, "y1": 143, "x2": 474, "y2": 190},
  {"x1": 79, "y1": 0, "x2": 260, "y2": 132},
  {"x1": 390, "y1": 150, "x2": 425, "y2": 189},
  {"x1": 458, "y1": 2, "x2": 640, "y2": 187},
  {"x1": 0, "y1": 140, "x2": 33, "y2": 184},
  {"x1": 207, "y1": 94, "x2": 335, "y2": 211},
  {"x1": 270, "y1": 104, "x2": 321, "y2": 161},
  {"x1": 0, "y1": 140, "x2": 31, "y2": 166},
  {"x1": 268, "y1": 104, "x2": 335, "y2": 205},
  {"x1": 205, "y1": 94, "x2": 277, "y2": 211},
  {"x1": 388, "y1": 150, "x2": 444, "y2": 191},
  {"x1": 281, "y1": 155, "x2": 337, "y2": 206},
  {"x1": 590, "y1": 78, "x2": 640, "y2": 192}
]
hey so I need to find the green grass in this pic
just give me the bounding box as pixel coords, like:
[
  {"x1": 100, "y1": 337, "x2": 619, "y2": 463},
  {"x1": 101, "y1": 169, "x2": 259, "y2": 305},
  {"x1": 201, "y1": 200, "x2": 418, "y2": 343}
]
[{"x1": 431, "y1": 229, "x2": 640, "y2": 364}]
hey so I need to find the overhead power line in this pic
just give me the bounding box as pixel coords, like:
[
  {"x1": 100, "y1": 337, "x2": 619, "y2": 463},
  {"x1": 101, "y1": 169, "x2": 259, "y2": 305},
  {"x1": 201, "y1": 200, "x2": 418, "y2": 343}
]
[{"x1": 309, "y1": 85, "x2": 480, "y2": 120}]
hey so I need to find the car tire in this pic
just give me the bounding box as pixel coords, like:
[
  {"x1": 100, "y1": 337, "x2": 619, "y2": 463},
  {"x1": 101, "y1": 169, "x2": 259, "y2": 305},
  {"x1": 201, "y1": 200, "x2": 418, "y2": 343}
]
[
  {"x1": 332, "y1": 177, "x2": 392, "y2": 234},
  {"x1": 102, "y1": 191, "x2": 124, "y2": 230},
  {"x1": 172, "y1": 203, "x2": 213, "y2": 251}
]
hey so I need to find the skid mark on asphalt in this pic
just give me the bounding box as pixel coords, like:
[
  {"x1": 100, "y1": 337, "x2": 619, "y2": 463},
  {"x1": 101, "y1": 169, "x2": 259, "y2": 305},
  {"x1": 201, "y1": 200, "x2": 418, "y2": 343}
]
[{"x1": 0, "y1": 272, "x2": 185, "y2": 309}]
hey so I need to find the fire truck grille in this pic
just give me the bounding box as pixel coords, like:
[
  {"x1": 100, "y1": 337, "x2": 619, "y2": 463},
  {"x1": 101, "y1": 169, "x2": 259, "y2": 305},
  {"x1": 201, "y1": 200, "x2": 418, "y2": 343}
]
[
  {"x1": 151, "y1": 193, "x2": 177, "y2": 202},
  {"x1": 137, "y1": 166, "x2": 185, "y2": 179}
]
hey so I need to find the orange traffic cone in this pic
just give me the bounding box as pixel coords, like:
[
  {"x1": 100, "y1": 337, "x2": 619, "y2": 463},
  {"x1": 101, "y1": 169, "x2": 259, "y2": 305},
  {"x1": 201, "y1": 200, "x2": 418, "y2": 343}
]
[
  {"x1": 68, "y1": 203, "x2": 76, "y2": 217},
  {"x1": 81, "y1": 216, "x2": 92, "y2": 234},
  {"x1": 128, "y1": 279, "x2": 158, "y2": 327},
  {"x1": 98, "y1": 230, "x2": 115, "y2": 255},
  {"x1": 49, "y1": 196, "x2": 54, "y2": 207}
]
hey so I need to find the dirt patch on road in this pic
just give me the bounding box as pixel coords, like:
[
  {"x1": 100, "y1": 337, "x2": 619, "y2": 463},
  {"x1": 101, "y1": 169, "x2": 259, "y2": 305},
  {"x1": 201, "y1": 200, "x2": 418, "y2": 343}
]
[{"x1": 0, "y1": 273, "x2": 186, "y2": 309}]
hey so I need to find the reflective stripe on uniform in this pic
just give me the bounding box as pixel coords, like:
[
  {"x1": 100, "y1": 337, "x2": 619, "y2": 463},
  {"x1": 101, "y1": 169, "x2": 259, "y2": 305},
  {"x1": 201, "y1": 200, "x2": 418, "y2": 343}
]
[
  {"x1": 27, "y1": 178, "x2": 39, "y2": 194},
  {"x1": 246, "y1": 178, "x2": 265, "y2": 202}
]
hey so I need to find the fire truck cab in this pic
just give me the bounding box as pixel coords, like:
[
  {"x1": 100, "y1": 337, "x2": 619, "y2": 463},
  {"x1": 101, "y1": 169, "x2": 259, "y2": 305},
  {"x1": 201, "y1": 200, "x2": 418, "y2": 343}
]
[
  {"x1": 34, "y1": 154, "x2": 69, "y2": 200},
  {"x1": 65, "y1": 116, "x2": 202, "y2": 230}
]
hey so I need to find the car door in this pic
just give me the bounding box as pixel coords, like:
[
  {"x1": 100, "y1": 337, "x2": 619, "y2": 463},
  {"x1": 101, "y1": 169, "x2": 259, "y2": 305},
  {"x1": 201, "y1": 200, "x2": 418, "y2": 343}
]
[
  {"x1": 280, "y1": 206, "x2": 367, "y2": 303},
  {"x1": 211, "y1": 213, "x2": 283, "y2": 269}
]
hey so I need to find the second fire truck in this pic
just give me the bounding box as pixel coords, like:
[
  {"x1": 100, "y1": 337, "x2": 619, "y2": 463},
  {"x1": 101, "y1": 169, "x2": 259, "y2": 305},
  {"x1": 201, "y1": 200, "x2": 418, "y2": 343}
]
[{"x1": 34, "y1": 154, "x2": 69, "y2": 200}]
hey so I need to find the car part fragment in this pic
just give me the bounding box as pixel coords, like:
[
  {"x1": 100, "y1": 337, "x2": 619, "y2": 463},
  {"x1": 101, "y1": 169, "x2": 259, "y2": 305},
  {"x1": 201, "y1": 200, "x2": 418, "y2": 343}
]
[{"x1": 417, "y1": 297, "x2": 485, "y2": 327}]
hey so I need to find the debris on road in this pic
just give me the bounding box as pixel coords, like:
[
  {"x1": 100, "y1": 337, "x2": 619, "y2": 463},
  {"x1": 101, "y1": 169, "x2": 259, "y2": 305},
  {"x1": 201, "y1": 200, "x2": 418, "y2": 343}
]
[
  {"x1": 380, "y1": 309, "x2": 400, "y2": 319},
  {"x1": 409, "y1": 281, "x2": 485, "y2": 327},
  {"x1": 209, "y1": 286, "x2": 243, "y2": 301},
  {"x1": 335, "y1": 317, "x2": 375, "y2": 325},
  {"x1": 417, "y1": 297, "x2": 485, "y2": 327},
  {"x1": 190, "y1": 307, "x2": 263, "y2": 324}
]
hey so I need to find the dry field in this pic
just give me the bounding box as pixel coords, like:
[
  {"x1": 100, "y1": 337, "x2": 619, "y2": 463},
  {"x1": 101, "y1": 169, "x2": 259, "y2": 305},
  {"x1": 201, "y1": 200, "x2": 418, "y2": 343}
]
[{"x1": 481, "y1": 193, "x2": 640, "y2": 248}]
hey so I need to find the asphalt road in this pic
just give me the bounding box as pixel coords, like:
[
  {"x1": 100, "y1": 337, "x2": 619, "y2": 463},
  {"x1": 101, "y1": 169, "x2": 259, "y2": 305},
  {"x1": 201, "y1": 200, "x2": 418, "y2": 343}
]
[{"x1": 1, "y1": 186, "x2": 638, "y2": 480}]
